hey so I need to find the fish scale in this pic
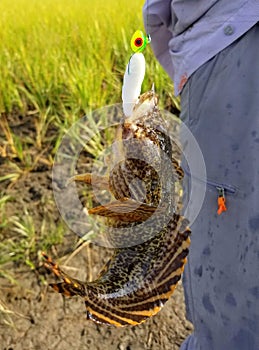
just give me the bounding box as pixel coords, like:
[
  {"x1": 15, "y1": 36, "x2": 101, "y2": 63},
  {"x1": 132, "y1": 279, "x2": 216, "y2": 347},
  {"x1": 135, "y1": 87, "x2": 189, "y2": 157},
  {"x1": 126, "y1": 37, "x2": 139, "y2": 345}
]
[{"x1": 43, "y1": 90, "x2": 191, "y2": 327}]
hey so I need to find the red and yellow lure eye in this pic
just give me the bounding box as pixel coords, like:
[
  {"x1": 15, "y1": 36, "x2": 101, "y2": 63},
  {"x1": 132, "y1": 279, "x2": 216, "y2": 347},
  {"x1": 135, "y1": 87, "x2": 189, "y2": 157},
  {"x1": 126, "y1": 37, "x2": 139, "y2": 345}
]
[{"x1": 130, "y1": 30, "x2": 151, "y2": 53}]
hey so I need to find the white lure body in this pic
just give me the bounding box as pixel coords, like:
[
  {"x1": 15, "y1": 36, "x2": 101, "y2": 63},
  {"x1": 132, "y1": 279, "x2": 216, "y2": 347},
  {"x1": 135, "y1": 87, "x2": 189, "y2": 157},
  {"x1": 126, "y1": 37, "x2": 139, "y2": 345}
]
[{"x1": 122, "y1": 53, "x2": 146, "y2": 117}]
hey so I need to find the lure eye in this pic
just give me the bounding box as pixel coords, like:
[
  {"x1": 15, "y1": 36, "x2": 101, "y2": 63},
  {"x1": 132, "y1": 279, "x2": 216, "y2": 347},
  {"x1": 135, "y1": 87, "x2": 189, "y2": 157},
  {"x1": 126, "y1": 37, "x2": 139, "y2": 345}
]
[
  {"x1": 134, "y1": 37, "x2": 143, "y2": 47},
  {"x1": 130, "y1": 30, "x2": 148, "y2": 52}
]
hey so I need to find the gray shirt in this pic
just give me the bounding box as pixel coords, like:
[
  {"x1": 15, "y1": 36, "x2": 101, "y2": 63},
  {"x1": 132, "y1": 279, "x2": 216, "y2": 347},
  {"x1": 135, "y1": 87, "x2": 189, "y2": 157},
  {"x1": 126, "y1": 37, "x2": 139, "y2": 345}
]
[{"x1": 143, "y1": 0, "x2": 259, "y2": 95}]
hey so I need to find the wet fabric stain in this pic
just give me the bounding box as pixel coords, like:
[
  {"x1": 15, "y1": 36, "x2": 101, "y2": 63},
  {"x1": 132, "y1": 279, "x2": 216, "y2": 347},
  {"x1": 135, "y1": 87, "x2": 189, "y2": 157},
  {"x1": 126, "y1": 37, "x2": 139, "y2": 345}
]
[
  {"x1": 221, "y1": 313, "x2": 230, "y2": 326},
  {"x1": 248, "y1": 214, "x2": 259, "y2": 233},
  {"x1": 202, "y1": 245, "x2": 211, "y2": 256},
  {"x1": 232, "y1": 329, "x2": 256, "y2": 350},
  {"x1": 225, "y1": 292, "x2": 237, "y2": 307},
  {"x1": 202, "y1": 294, "x2": 215, "y2": 314},
  {"x1": 194, "y1": 265, "x2": 203, "y2": 277},
  {"x1": 249, "y1": 286, "x2": 259, "y2": 299}
]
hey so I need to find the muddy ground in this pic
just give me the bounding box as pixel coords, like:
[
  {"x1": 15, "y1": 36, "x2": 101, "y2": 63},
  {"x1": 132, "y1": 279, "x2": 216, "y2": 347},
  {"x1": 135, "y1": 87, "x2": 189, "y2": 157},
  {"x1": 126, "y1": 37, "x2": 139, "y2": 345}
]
[{"x1": 0, "y1": 112, "x2": 193, "y2": 350}]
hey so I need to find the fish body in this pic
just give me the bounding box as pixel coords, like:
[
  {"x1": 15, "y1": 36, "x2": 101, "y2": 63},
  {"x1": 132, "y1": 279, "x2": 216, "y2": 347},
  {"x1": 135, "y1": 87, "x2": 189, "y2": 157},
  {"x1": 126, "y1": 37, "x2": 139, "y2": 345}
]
[{"x1": 43, "y1": 91, "x2": 191, "y2": 326}]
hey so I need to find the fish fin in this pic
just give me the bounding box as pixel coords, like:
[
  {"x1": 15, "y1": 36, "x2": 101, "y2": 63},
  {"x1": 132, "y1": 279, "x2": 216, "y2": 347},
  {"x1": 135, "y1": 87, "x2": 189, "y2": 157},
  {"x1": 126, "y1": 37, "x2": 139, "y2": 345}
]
[
  {"x1": 67, "y1": 173, "x2": 110, "y2": 190},
  {"x1": 172, "y1": 157, "x2": 184, "y2": 180},
  {"x1": 49, "y1": 282, "x2": 83, "y2": 297},
  {"x1": 88, "y1": 198, "x2": 159, "y2": 222}
]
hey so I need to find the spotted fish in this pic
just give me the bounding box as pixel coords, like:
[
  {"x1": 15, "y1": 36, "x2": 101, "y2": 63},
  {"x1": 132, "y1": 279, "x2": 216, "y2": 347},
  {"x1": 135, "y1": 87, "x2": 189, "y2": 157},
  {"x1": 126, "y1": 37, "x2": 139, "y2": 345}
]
[{"x1": 43, "y1": 90, "x2": 191, "y2": 327}]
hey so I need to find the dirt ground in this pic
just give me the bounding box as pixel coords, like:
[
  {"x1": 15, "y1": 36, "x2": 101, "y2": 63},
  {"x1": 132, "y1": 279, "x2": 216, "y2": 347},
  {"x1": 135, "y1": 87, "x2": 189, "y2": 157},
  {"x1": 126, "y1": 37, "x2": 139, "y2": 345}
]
[{"x1": 0, "y1": 112, "x2": 193, "y2": 350}]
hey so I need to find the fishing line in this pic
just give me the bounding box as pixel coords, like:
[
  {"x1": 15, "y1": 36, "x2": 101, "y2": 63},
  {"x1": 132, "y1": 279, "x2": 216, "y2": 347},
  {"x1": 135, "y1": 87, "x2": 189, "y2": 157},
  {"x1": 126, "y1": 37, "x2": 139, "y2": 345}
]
[{"x1": 145, "y1": 0, "x2": 151, "y2": 44}]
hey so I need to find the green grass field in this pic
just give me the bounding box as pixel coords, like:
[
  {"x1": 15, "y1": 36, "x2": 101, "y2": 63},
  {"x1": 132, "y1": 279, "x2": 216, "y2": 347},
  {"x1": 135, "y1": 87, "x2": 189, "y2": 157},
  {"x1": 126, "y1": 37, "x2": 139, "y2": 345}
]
[
  {"x1": 0, "y1": 0, "x2": 179, "y2": 298},
  {"x1": 0, "y1": 0, "x2": 177, "y2": 115}
]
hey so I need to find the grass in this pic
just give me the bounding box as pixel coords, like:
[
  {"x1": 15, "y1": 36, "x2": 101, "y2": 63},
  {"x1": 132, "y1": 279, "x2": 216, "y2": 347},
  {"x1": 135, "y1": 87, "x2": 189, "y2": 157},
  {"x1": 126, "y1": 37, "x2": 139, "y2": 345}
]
[
  {"x1": 0, "y1": 0, "x2": 179, "y2": 171},
  {"x1": 0, "y1": 0, "x2": 180, "y2": 308},
  {"x1": 0, "y1": 0, "x2": 177, "y2": 116}
]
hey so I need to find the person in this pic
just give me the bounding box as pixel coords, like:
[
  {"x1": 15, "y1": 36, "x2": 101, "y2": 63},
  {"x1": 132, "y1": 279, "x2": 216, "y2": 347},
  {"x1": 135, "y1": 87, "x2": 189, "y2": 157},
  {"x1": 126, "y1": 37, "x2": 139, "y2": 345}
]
[{"x1": 143, "y1": 1, "x2": 259, "y2": 349}]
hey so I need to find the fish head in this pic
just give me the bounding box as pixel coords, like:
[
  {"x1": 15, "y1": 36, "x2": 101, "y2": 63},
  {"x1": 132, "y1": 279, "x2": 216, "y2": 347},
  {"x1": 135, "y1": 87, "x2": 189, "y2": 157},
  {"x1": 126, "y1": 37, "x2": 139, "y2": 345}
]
[
  {"x1": 122, "y1": 89, "x2": 160, "y2": 141},
  {"x1": 131, "y1": 90, "x2": 159, "y2": 121}
]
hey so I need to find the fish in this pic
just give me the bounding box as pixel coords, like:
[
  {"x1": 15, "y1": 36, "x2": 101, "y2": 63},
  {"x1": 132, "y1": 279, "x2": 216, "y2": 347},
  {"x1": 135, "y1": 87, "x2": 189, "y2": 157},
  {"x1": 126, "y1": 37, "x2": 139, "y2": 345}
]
[{"x1": 43, "y1": 90, "x2": 191, "y2": 327}]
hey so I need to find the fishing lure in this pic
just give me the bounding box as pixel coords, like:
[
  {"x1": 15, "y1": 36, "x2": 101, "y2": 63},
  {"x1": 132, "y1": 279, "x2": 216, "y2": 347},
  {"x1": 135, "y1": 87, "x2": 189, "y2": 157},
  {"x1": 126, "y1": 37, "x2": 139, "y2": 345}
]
[
  {"x1": 122, "y1": 30, "x2": 150, "y2": 117},
  {"x1": 122, "y1": 52, "x2": 145, "y2": 117}
]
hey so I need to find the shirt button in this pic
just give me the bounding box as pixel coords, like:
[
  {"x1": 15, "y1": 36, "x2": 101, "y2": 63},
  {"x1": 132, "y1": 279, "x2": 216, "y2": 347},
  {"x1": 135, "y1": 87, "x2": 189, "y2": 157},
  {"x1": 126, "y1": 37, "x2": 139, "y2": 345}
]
[{"x1": 224, "y1": 25, "x2": 234, "y2": 35}]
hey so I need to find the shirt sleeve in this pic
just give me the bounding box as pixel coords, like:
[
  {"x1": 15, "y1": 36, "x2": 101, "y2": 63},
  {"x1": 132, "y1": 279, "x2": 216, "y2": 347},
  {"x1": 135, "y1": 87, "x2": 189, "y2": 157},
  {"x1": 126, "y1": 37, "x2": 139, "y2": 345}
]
[{"x1": 143, "y1": 0, "x2": 174, "y2": 79}]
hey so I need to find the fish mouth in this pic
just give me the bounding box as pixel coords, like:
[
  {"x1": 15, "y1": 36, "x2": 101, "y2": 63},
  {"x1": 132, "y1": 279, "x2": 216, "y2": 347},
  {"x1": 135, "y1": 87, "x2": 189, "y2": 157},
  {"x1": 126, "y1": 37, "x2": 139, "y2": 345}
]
[
  {"x1": 125, "y1": 90, "x2": 158, "y2": 122},
  {"x1": 122, "y1": 89, "x2": 159, "y2": 140},
  {"x1": 136, "y1": 89, "x2": 158, "y2": 106}
]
